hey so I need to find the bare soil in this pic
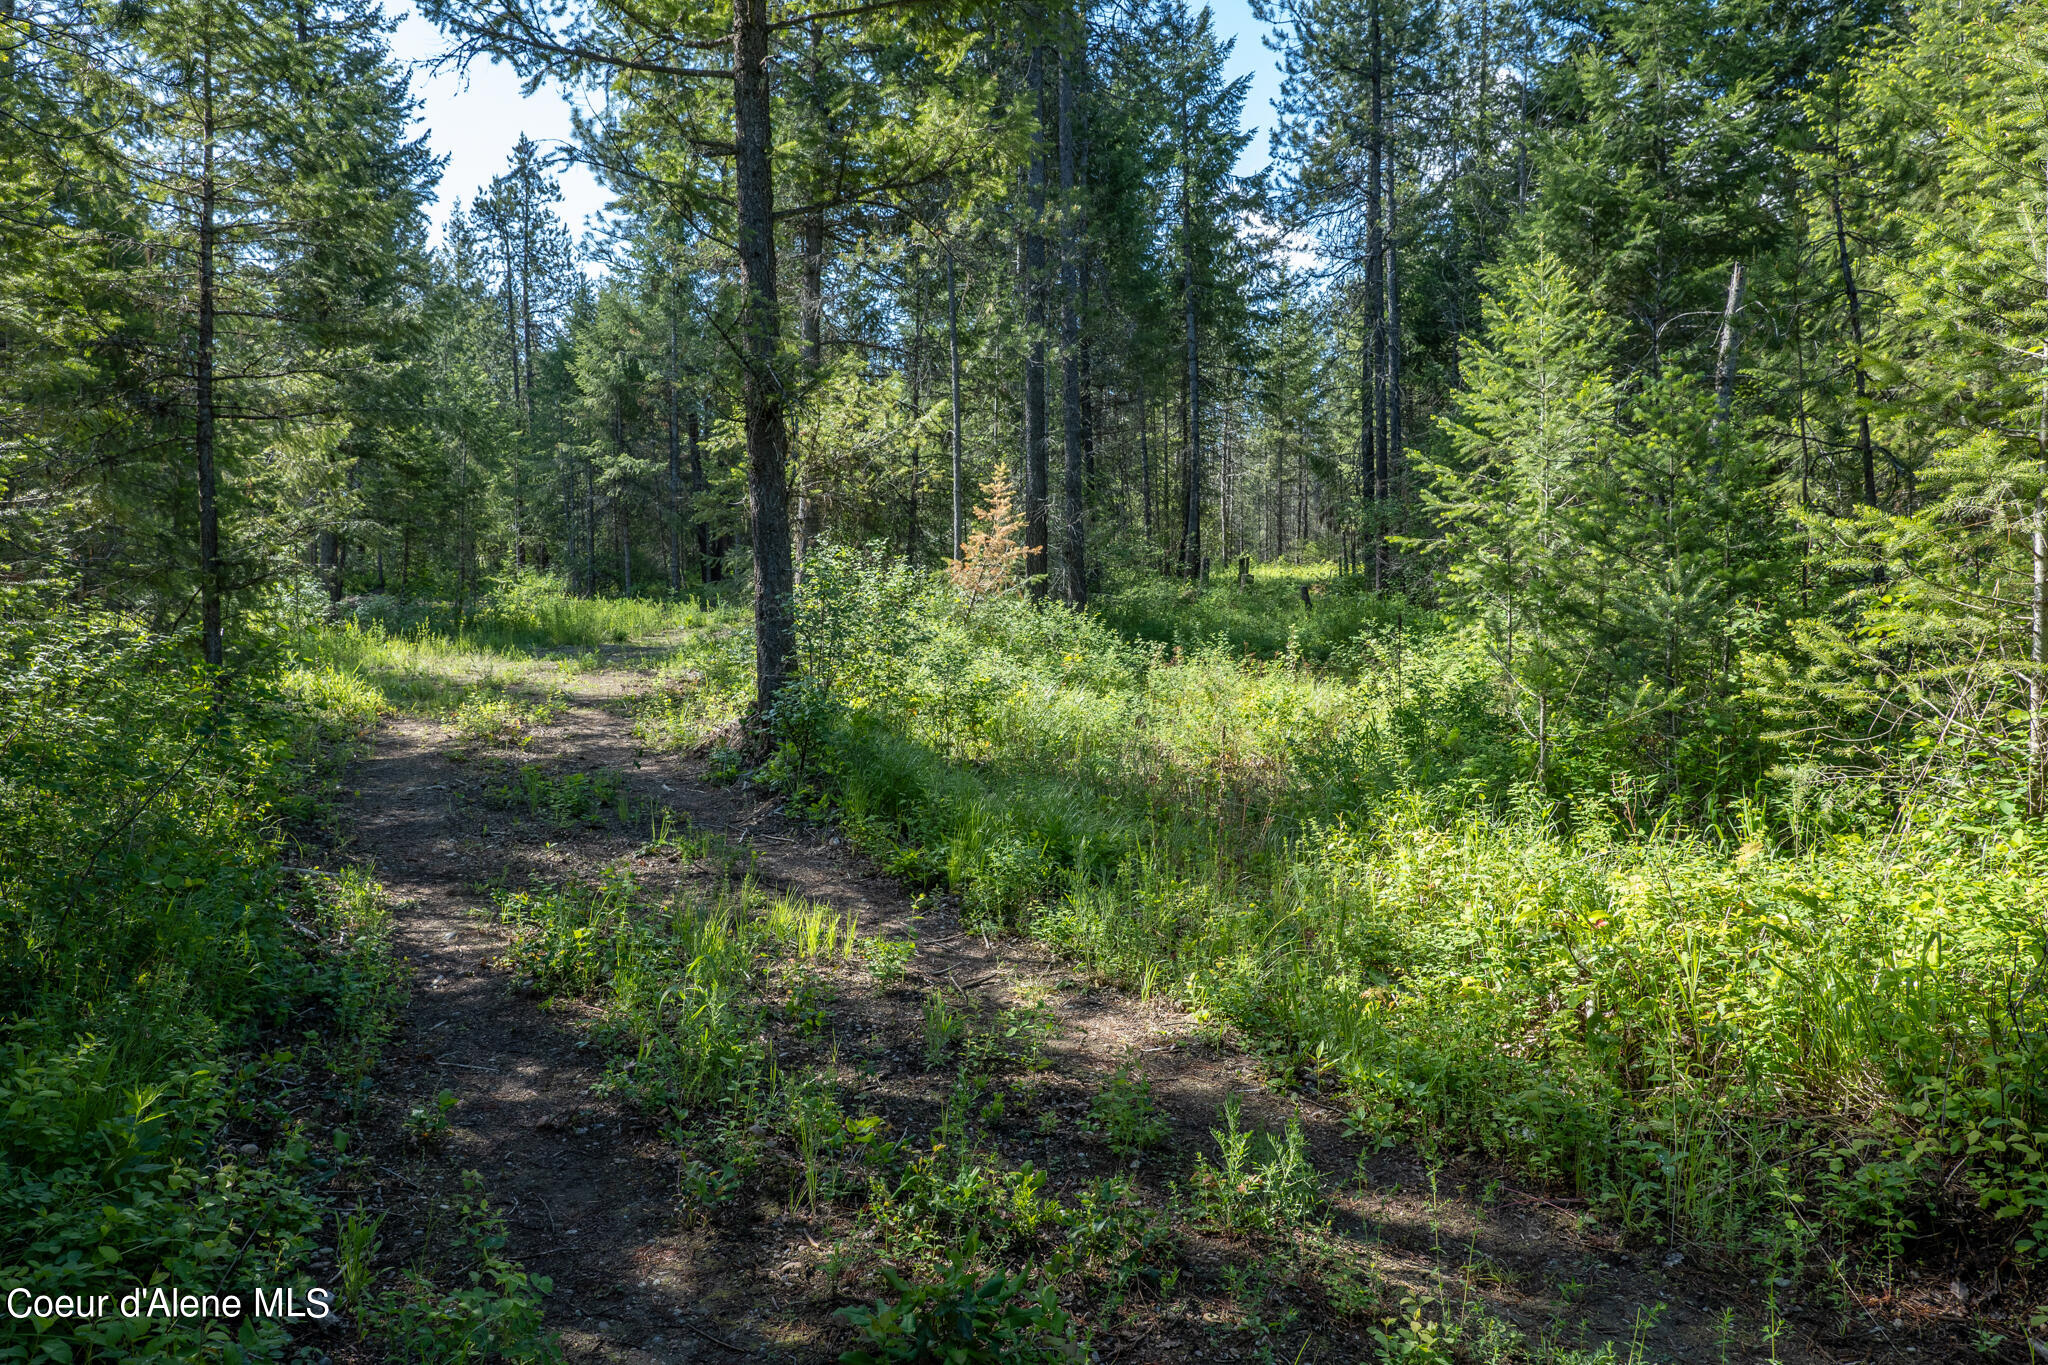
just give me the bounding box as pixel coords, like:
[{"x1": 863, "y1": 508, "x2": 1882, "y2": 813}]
[{"x1": 319, "y1": 653, "x2": 1983, "y2": 1364}]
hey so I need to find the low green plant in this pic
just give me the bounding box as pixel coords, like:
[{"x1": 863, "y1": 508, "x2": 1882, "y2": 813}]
[
  {"x1": 358, "y1": 1172, "x2": 556, "y2": 1362},
  {"x1": 484, "y1": 763, "x2": 627, "y2": 825},
  {"x1": 837, "y1": 1239, "x2": 1087, "y2": 1365},
  {"x1": 403, "y1": 1089, "x2": 459, "y2": 1148},
  {"x1": 923, "y1": 990, "x2": 965, "y2": 1068},
  {"x1": 451, "y1": 690, "x2": 559, "y2": 748},
  {"x1": 962, "y1": 1003, "x2": 1056, "y2": 1075},
  {"x1": 337, "y1": 1203, "x2": 384, "y2": 1312},
  {"x1": 1369, "y1": 1295, "x2": 1457, "y2": 1365},
  {"x1": 679, "y1": 1159, "x2": 742, "y2": 1216},
  {"x1": 860, "y1": 936, "x2": 917, "y2": 985},
  {"x1": 1086, "y1": 1064, "x2": 1170, "y2": 1157},
  {"x1": 1185, "y1": 1097, "x2": 1322, "y2": 1235}
]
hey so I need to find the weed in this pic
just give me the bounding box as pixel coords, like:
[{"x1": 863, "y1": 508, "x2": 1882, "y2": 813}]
[
  {"x1": 1086, "y1": 1063, "x2": 1170, "y2": 1157},
  {"x1": 923, "y1": 990, "x2": 965, "y2": 1069},
  {"x1": 451, "y1": 689, "x2": 559, "y2": 748},
  {"x1": 962, "y1": 1002, "x2": 1056, "y2": 1075},
  {"x1": 358, "y1": 1172, "x2": 556, "y2": 1362},
  {"x1": 1369, "y1": 1294, "x2": 1457, "y2": 1365},
  {"x1": 484, "y1": 763, "x2": 627, "y2": 825},
  {"x1": 838, "y1": 1238, "x2": 1087, "y2": 1364},
  {"x1": 859, "y1": 936, "x2": 917, "y2": 985},
  {"x1": 403, "y1": 1089, "x2": 459, "y2": 1148},
  {"x1": 1186, "y1": 1097, "x2": 1322, "y2": 1236},
  {"x1": 336, "y1": 1204, "x2": 384, "y2": 1313},
  {"x1": 679, "y1": 1159, "x2": 742, "y2": 1216}
]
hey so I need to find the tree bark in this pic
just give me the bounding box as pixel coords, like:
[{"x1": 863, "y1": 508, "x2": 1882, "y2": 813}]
[
  {"x1": 1365, "y1": 0, "x2": 1384, "y2": 590},
  {"x1": 1829, "y1": 173, "x2": 1877, "y2": 513},
  {"x1": 666, "y1": 299, "x2": 685, "y2": 591},
  {"x1": 736, "y1": 0, "x2": 796, "y2": 711},
  {"x1": 196, "y1": 47, "x2": 223, "y2": 673},
  {"x1": 1057, "y1": 42, "x2": 1086, "y2": 607},
  {"x1": 1384, "y1": 142, "x2": 1402, "y2": 586},
  {"x1": 1712, "y1": 261, "x2": 1746, "y2": 428},
  {"x1": 947, "y1": 248, "x2": 964, "y2": 564},
  {"x1": 688, "y1": 405, "x2": 715, "y2": 577},
  {"x1": 1023, "y1": 35, "x2": 1050, "y2": 596}
]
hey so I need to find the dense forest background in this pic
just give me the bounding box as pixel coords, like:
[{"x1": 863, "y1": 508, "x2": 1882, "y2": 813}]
[
  {"x1": 6, "y1": 0, "x2": 2048, "y2": 1355},
  {"x1": 7, "y1": 0, "x2": 2046, "y2": 818}
]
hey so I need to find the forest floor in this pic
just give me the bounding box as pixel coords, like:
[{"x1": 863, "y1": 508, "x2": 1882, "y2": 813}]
[{"x1": 316, "y1": 642, "x2": 1943, "y2": 1365}]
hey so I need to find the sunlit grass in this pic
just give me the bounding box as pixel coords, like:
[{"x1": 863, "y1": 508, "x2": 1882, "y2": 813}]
[{"x1": 766, "y1": 546, "x2": 2048, "y2": 1263}]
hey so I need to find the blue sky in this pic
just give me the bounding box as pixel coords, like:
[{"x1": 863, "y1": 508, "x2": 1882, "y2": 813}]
[{"x1": 389, "y1": 0, "x2": 1287, "y2": 248}]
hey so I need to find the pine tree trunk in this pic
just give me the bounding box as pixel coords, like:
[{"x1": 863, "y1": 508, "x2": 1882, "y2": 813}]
[
  {"x1": 1385, "y1": 146, "x2": 1402, "y2": 587},
  {"x1": 667, "y1": 301, "x2": 684, "y2": 592},
  {"x1": 1830, "y1": 174, "x2": 1878, "y2": 515},
  {"x1": 736, "y1": 0, "x2": 796, "y2": 711},
  {"x1": 1024, "y1": 35, "x2": 1050, "y2": 597},
  {"x1": 947, "y1": 249, "x2": 964, "y2": 564},
  {"x1": 1365, "y1": 0, "x2": 1384, "y2": 591},
  {"x1": 1182, "y1": 224, "x2": 1201, "y2": 578},
  {"x1": 196, "y1": 56, "x2": 223, "y2": 673},
  {"x1": 689, "y1": 406, "x2": 714, "y2": 577},
  {"x1": 1139, "y1": 380, "x2": 1154, "y2": 542},
  {"x1": 584, "y1": 456, "x2": 596, "y2": 595},
  {"x1": 1058, "y1": 43, "x2": 1086, "y2": 607}
]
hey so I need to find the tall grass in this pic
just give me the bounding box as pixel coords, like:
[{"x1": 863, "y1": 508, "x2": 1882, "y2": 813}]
[
  {"x1": 763, "y1": 547, "x2": 2048, "y2": 1268},
  {"x1": 283, "y1": 576, "x2": 709, "y2": 714},
  {"x1": 1092, "y1": 562, "x2": 1425, "y2": 667}
]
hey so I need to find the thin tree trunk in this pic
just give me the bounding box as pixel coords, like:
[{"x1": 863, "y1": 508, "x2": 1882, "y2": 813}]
[
  {"x1": 1138, "y1": 380, "x2": 1153, "y2": 541},
  {"x1": 1024, "y1": 34, "x2": 1050, "y2": 596},
  {"x1": 1712, "y1": 261, "x2": 1746, "y2": 427},
  {"x1": 196, "y1": 51, "x2": 223, "y2": 673},
  {"x1": 667, "y1": 299, "x2": 684, "y2": 591},
  {"x1": 1830, "y1": 172, "x2": 1877, "y2": 513},
  {"x1": 689, "y1": 406, "x2": 713, "y2": 576},
  {"x1": 1179, "y1": 85, "x2": 1201, "y2": 579},
  {"x1": 501, "y1": 240, "x2": 525, "y2": 568},
  {"x1": 907, "y1": 265, "x2": 922, "y2": 561},
  {"x1": 947, "y1": 249, "x2": 964, "y2": 563},
  {"x1": 1385, "y1": 144, "x2": 1402, "y2": 587},
  {"x1": 736, "y1": 0, "x2": 796, "y2": 711},
  {"x1": 1366, "y1": 0, "x2": 1385, "y2": 590},
  {"x1": 1058, "y1": 44, "x2": 1086, "y2": 607}
]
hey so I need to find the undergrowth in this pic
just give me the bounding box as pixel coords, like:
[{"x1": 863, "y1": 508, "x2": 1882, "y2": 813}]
[
  {"x1": 0, "y1": 600, "x2": 561, "y2": 1363},
  {"x1": 679, "y1": 545, "x2": 2048, "y2": 1281}
]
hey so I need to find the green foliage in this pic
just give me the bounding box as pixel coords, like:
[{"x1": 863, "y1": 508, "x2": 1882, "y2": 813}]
[
  {"x1": 744, "y1": 547, "x2": 2048, "y2": 1264},
  {"x1": 356, "y1": 1172, "x2": 557, "y2": 1363},
  {"x1": 497, "y1": 872, "x2": 776, "y2": 1114},
  {"x1": 837, "y1": 1242, "x2": 1087, "y2": 1365},
  {"x1": 923, "y1": 991, "x2": 967, "y2": 1069},
  {"x1": 484, "y1": 763, "x2": 629, "y2": 826},
  {"x1": 1184, "y1": 1098, "x2": 1321, "y2": 1236},
  {"x1": 403, "y1": 1090, "x2": 460, "y2": 1148},
  {"x1": 1085, "y1": 1065, "x2": 1170, "y2": 1158},
  {"x1": 0, "y1": 604, "x2": 520, "y2": 1361}
]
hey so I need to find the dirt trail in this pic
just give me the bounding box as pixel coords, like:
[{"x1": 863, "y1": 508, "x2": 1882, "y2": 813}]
[{"x1": 330, "y1": 655, "x2": 1914, "y2": 1364}]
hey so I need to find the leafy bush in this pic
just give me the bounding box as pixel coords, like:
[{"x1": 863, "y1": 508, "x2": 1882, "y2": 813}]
[{"x1": 0, "y1": 607, "x2": 403, "y2": 1361}]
